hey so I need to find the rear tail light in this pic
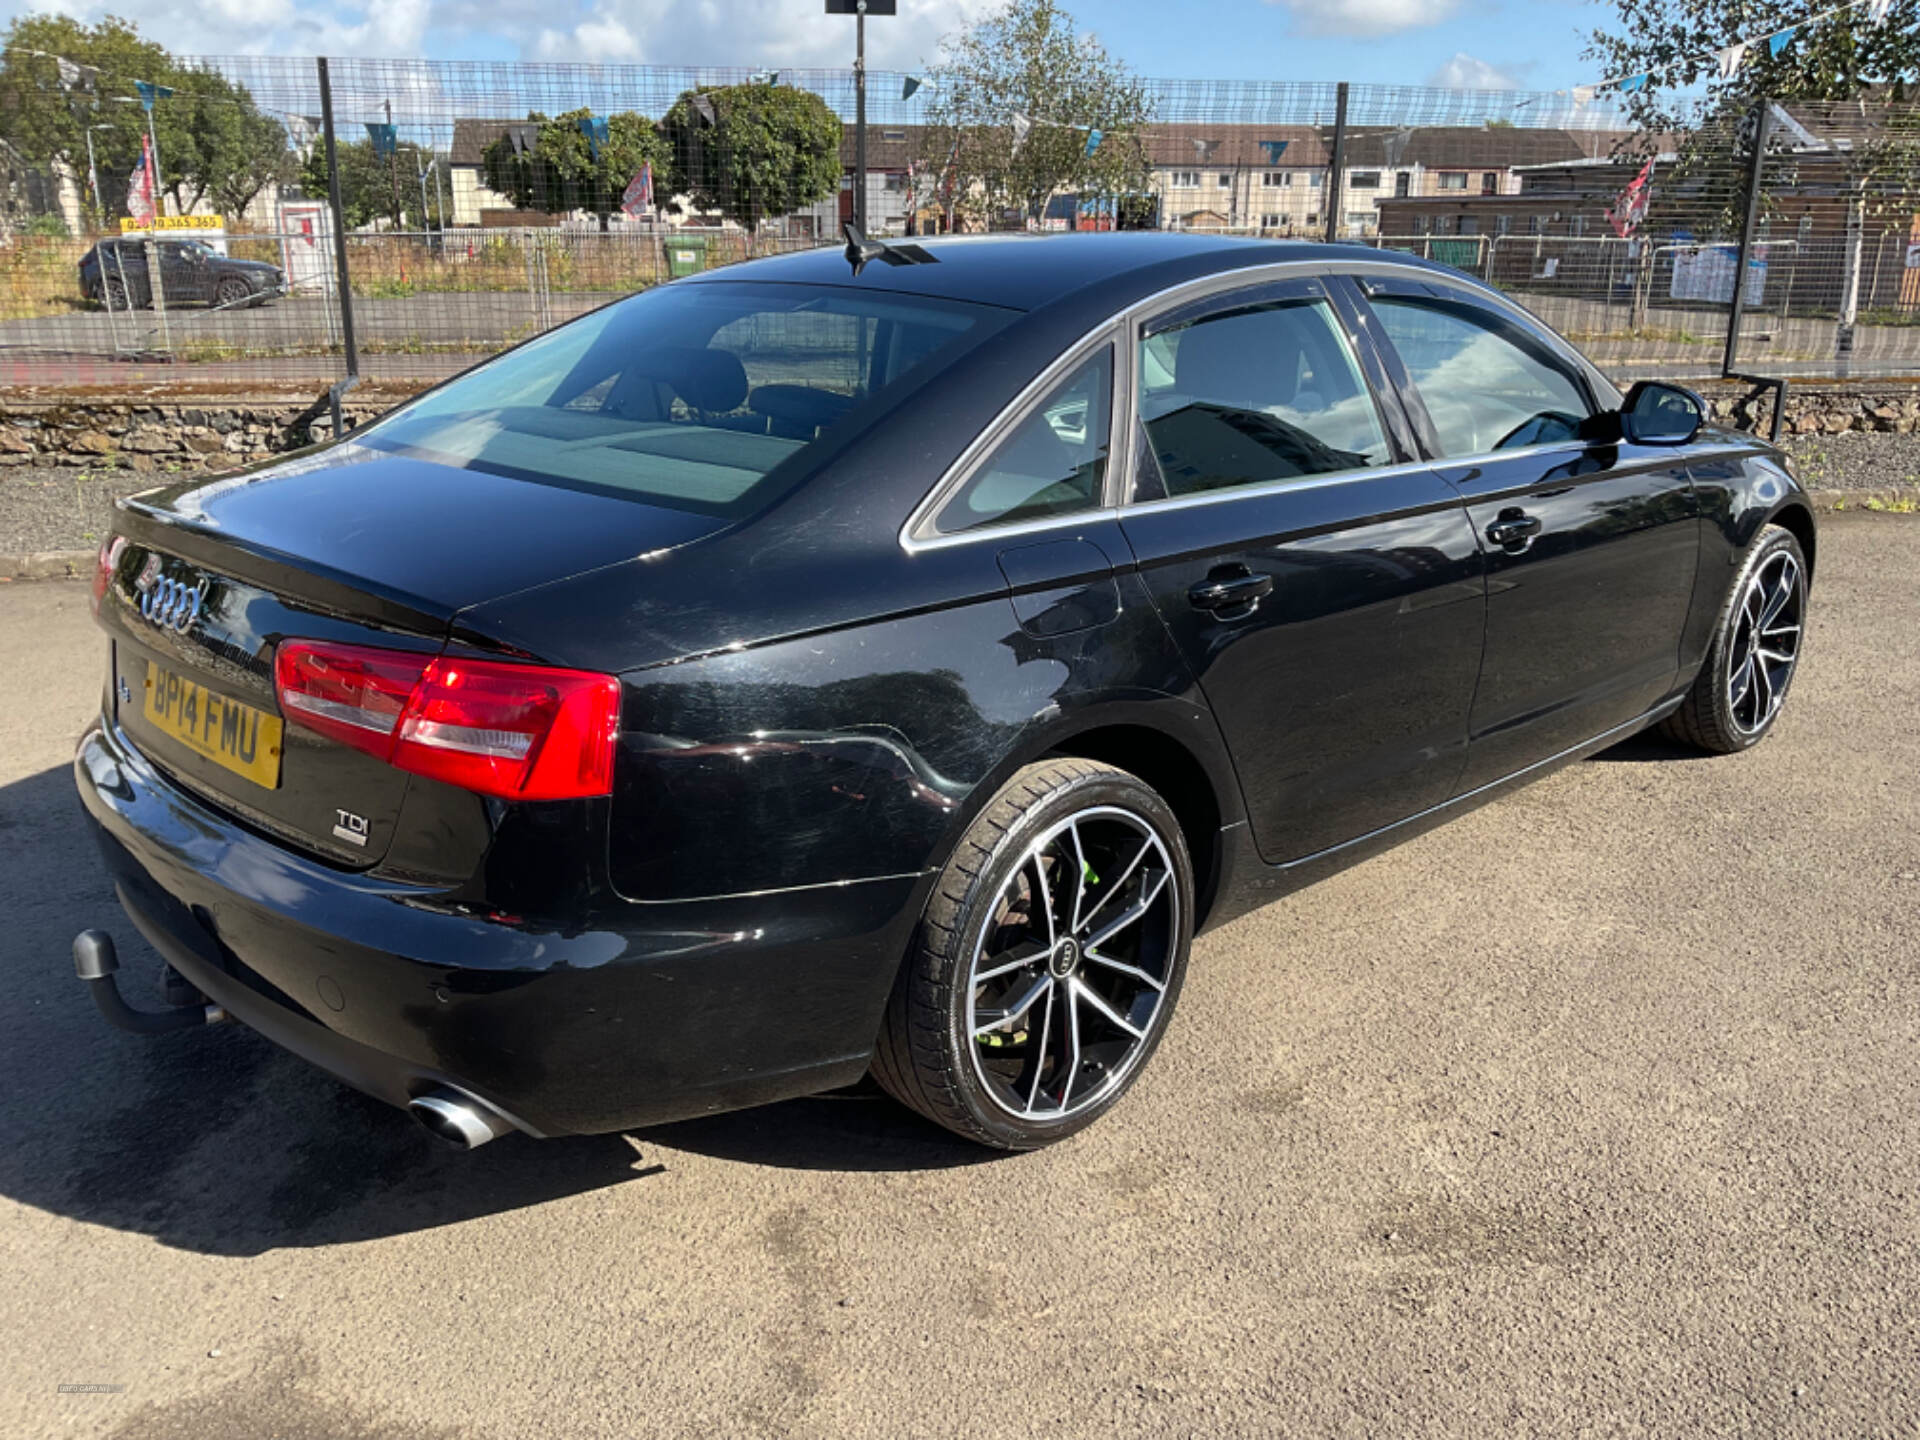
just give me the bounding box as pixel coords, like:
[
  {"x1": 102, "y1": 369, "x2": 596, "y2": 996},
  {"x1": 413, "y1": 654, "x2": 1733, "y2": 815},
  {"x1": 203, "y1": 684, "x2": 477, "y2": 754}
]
[{"x1": 273, "y1": 639, "x2": 620, "y2": 801}]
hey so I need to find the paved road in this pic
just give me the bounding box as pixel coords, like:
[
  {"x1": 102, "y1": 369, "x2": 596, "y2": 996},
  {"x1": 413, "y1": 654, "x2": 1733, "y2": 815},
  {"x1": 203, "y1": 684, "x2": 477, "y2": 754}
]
[{"x1": 2, "y1": 515, "x2": 1917, "y2": 1439}]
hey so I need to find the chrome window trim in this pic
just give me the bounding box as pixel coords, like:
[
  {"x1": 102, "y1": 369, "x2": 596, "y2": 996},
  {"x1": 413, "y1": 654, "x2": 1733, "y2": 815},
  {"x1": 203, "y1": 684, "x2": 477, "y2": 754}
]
[
  {"x1": 896, "y1": 251, "x2": 1640, "y2": 555},
  {"x1": 901, "y1": 320, "x2": 1128, "y2": 551},
  {"x1": 1119, "y1": 446, "x2": 1576, "y2": 520}
]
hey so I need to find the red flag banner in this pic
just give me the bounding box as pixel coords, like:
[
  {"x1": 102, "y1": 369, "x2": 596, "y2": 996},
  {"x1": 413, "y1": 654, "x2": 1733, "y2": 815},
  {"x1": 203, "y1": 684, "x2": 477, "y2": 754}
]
[
  {"x1": 126, "y1": 133, "x2": 157, "y2": 224},
  {"x1": 1606, "y1": 157, "x2": 1655, "y2": 239},
  {"x1": 621, "y1": 162, "x2": 653, "y2": 217}
]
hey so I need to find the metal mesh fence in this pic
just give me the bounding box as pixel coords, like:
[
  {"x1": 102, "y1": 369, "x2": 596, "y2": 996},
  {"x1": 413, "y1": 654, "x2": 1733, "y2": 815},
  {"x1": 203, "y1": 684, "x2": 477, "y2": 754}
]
[{"x1": 3, "y1": 55, "x2": 1919, "y2": 392}]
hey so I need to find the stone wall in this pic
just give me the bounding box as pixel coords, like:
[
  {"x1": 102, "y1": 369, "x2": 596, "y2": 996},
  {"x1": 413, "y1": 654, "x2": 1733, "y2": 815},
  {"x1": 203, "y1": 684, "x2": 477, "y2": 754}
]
[
  {"x1": 0, "y1": 395, "x2": 387, "y2": 472},
  {"x1": 1698, "y1": 380, "x2": 1920, "y2": 437},
  {"x1": 1, "y1": 380, "x2": 1918, "y2": 474}
]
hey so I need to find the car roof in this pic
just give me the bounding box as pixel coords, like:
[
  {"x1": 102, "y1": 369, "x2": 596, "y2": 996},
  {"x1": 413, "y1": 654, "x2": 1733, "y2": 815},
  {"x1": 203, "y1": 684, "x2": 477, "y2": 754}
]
[{"x1": 681, "y1": 231, "x2": 1452, "y2": 314}]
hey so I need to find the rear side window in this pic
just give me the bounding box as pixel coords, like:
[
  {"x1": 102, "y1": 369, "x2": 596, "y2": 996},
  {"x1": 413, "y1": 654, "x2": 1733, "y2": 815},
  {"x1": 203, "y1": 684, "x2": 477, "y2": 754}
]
[
  {"x1": 933, "y1": 347, "x2": 1112, "y2": 534},
  {"x1": 356, "y1": 282, "x2": 1009, "y2": 518},
  {"x1": 1368, "y1": 296, "x2": 1591, "y2": 457},
  {"x1": 1134, "y1": 296, "x2": 1388, "y2": 501}
]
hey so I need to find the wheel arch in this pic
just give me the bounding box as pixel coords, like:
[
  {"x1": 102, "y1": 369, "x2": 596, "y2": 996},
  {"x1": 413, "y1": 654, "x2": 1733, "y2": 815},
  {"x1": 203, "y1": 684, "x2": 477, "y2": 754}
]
[{"x1": 1765, "y1": 499, "x2": 1817, "y2": 582}]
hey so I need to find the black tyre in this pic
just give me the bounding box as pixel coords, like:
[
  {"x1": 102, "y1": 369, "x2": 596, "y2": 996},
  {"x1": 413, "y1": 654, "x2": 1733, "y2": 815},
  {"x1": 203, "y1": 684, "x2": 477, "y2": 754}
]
[
  {"x1": 103, "y1": 277, "x2": 132, "y2": 310},
  {"x1": 1662, "y1": 522, "x2": 1808, "y2": 754},
  {"x1": 214, "y1": 276, "x2": 251, "y2": 309},
  {"x1": 873, "y1": 758, "x2": 1193, "y2": 1149}
]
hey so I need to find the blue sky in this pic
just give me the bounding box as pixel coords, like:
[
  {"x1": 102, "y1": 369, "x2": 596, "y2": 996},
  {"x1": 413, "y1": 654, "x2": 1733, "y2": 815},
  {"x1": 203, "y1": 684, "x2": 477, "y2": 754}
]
[{"x1": 5, "y1": 0, "x2": 1613, "y2": 94}]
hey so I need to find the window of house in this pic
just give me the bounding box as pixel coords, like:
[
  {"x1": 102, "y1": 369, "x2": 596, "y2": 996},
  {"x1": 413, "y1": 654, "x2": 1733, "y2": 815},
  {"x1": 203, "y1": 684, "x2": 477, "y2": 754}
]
[
  {"x1": 881, "y1": 129, "x2": 906, "y2": 141},
  {"x1": 1309, "y1": 172, "x2": 1325, "y2": 188},
  {"x1": 1458, "y1": 216, "x2": 1480, "y2": 236},
  {"x1": 1345, "y1": 212, "x2": 1371, "y2": 234},
  {"x1": 1368, "y1": 296, "x2": 1591, "y2": 458},
  {"x1": 935, "y1": 347, "x2": 1112, "y2": 533},
  {"x1": 1395, "y1": 172, "x2": 1411, "y2": 198},
  {"x1": 1481, "y1": 173, "x2": 1499, "y2": 195},
  {"x1": 1412, "y1": 215, "x2": 1429, "y2": 235},
  {"x1": 1305, "y1": 212, "x2": 1319, "y2": 226},
  {"x1": 1350, "y1": 171, "x2": 1381, "y2": 189},
  {"x1": 1134, "y1": 296, "x2": 1390, "y2": 501},
  {"x1": 1527, "y1": 215, "x2": 1542, "y2": 235},
  {"x1": 1797, "y1": 214, "x2": 1814, "y2": 240},
  {"x1": 1261, "y1": 213, "x2": 1283, "y2": 228},
  {"x1": 1496, "y1": 215, "x2": 1512, "y2": 236},
  {"x1": 1571, "y1": 214, "x2": 1587, "y2": 237},
  {"x1": 1169, "y1": 171, "x2": 1199, "y2": 188},
  {"x1": 1262, "y1": 171, "x2": 1292, "y2": 187},
  {"x1": 1218, "y1": 174, "x2": 1233, "y2": 187},
  {"x1": 1438, "y1": 172, "x2": 1468, "y2": 191}
]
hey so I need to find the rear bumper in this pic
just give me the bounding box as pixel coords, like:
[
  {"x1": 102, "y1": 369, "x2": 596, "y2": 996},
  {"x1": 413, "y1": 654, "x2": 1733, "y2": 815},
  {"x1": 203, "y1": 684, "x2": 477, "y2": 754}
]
[{"x1": 74, "y1": 720, "x2": 924, "y2": 1135}]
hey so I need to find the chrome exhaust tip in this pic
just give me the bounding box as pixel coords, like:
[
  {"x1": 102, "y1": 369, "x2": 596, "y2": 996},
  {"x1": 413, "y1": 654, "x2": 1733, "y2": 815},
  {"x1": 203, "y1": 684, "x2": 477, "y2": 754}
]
[{"x1": 407, "y1": 1088, "x2": 514, "y2": 1150}]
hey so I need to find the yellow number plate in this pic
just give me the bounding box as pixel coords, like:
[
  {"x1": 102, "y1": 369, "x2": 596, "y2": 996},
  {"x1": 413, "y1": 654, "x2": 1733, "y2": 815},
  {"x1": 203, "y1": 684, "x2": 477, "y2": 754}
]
[{"x1": 142, "y1": 661, "x2": 284, "y2": 790}]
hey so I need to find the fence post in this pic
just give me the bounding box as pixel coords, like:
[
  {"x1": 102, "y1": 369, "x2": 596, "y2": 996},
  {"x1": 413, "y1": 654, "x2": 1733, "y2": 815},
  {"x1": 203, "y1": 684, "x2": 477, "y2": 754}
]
[
  {"x1": 317, "y1": 57, "x2": 361, "y2": 434},
  {"x1": 1721, "y1": 98, "x2": 1772, "y2": 378},
  {"x1": 1323, "y1": 82, "x2": 1349, "y2": 245}
]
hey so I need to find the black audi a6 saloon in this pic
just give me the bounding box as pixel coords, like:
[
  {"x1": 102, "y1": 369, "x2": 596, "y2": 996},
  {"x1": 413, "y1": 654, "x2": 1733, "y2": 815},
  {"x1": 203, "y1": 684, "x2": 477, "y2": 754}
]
[{"x1": 74, "y1": 232, "x2": 1815, "y2": 1150}]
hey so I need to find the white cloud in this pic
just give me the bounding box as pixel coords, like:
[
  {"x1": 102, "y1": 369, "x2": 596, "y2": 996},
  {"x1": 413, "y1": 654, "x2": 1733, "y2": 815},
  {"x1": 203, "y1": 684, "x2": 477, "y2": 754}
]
[
  {"x1": 1425, "y1": 51, "x2": 1528, "y2": 90},
  {"x1": 1, "y1": 0, "x2": 986, "y2": 67},
  {"x1": 1265, "y1": 0, "x2": 1457, "y2": 39}
]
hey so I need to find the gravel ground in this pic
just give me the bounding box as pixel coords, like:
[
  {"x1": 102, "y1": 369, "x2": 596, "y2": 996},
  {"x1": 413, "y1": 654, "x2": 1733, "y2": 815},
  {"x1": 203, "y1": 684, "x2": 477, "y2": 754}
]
[
  {"x1": 0, "y1": 514, "x2": 1915, "y2": 1439},
  {"x1": 5, "y1": 431, "x2": 1916, "y2": 555}
]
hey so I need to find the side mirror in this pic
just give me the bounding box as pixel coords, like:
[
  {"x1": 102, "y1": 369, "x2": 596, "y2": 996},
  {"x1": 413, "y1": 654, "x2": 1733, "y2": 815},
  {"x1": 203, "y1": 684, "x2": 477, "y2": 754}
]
[{"x1": 1620, "y1": 380, "x2": 1705, "y2": 446}]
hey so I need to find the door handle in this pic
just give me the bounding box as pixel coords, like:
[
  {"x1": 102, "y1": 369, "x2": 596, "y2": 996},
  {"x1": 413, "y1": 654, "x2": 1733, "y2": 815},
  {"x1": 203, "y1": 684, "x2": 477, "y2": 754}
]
[
  {"x1": 1486, "y1": 509, "x2": 1543, "y2": 549},
  {"x1": 1188, "y1": 569, "x2": 1274, "y2": 614}
]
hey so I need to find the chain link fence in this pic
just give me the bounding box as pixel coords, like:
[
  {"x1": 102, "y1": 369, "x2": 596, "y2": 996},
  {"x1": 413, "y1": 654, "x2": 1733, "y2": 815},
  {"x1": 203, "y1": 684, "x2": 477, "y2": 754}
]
[{"x1": 4, "y1": 56, "x2": 1919, "y2": 394}]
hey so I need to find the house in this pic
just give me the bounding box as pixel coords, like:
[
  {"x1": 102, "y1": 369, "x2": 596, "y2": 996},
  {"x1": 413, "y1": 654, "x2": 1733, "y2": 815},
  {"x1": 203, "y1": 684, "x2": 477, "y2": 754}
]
[
  {"x1": 1141, "y1": 125, "x2": 1331, "y2": 234},
  {"x1": 447, "y1": 119, "x2": 522, "y2": 227},
  {"x1": 1325, "y1": 126, "x2": 1627, "y2": 237}
]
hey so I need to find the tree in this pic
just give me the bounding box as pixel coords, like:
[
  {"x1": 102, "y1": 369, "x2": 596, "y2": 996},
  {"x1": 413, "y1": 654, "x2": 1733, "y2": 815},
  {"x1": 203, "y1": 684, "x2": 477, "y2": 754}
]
[
  {"x1": 301, "y1": 137, "x2": 439, "y2": 230},
  {"x1": 483, "y1": 107, "x2": 665, "y2": 231},
  {"x1": 1587, "y1": 0, "x2": 1920, "y2": 136},
  {"x1": 659, "y1": 83, "x2": 842, "y2": 232},
  {"x1": 919, "y1": 0, "x2": 1152, "y2": 229},
  {"x1": 0, "y1": 15, "x2": 292, "y2": 224}
]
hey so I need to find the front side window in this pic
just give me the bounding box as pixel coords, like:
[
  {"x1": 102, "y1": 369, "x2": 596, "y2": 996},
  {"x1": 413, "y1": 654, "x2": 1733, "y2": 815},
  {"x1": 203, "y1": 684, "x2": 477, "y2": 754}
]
[
  {"x1": 934, "y1": 347, "x2": 1112, "y2": 534},
  {"x1": 357, "y1": 282, "x2": 1008, "y2": 517},
  {"x1": 1369, "y1": 294, "x2": 1591, "y2": 457},
  {"x1": 1134, "y1": 295, "x2": 1389, "y2": 502}
]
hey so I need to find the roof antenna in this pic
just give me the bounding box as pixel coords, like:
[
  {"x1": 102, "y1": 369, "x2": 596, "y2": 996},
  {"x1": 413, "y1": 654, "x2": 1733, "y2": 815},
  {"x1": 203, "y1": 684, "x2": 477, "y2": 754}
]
[{"x1": 843, "y1": 222, "x2": 938, "y2": 277}]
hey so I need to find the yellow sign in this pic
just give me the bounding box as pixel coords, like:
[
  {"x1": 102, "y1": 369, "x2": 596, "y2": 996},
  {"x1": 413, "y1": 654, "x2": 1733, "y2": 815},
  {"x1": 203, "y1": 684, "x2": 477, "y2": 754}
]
[{"x1": 119, "y1": 214, "x2": 225, "y2": 233}]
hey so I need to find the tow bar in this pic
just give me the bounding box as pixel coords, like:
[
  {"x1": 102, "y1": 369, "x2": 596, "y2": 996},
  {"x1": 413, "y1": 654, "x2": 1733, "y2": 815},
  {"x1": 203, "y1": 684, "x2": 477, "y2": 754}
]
[{"x1": 72, "y1": 930, "x2": 227, "y2": 1034}]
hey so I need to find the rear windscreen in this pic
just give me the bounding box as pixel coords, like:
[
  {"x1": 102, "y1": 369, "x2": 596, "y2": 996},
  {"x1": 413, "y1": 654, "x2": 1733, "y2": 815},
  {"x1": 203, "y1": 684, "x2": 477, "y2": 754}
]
[{"x1": 356, "y1": 280, "x2": 1012, "y2": 517}]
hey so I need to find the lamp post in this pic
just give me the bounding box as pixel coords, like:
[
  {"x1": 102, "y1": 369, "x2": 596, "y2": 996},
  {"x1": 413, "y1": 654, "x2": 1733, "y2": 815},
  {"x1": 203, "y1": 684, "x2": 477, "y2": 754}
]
[
  {"x1": 83, "y1": 123, "x2": 113, "y2": 218},
  {"x1": 828, "y1": 0, "x2": 895, "y2": 233}
]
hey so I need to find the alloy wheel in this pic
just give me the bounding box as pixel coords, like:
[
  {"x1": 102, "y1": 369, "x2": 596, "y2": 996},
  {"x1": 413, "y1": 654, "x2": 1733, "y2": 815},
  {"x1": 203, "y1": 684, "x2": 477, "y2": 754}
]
[
  {"x1": 1727, "y1": 549, "x2": 1804, "y2": 735},
  {"x1": 965, "y1": 805, "x2": 1179, "y2": 1121}
]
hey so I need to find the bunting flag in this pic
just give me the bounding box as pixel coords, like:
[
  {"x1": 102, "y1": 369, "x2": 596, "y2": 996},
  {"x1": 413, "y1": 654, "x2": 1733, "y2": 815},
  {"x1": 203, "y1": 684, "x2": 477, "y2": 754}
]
[
  {"x1": 126, "y1": 133, "x2": 156, "y2": 224},
  {"x1": 1768, "y1": 27, "x2": 1796, "y2": 55},
  {"x1": 1606, "y1": 156, "x2": 1655, "y2": 238},
  {"x1": 1260, "y1": 139, "x2": 1290, "y2": 163},
  {"x1": 1869, "y1": 0, "x2": 1893, "y2": 20},
  {"x1": 133, "y1": 79, "x2": 173, "y2": 111},
  {"x1": 690, "y1": 94, "x2": 718, "y2": 128},
  {"x1": 1618, "y1": 73, "x2": 1649, "y2": 93},
  {"x1": 1571, "y1": 85, "x2": 1597, "y2": 107},
  {"x1": 576, "y1": 114, "x2": 609, "y2": 159},
  {"x1": 749, "y1": 69, "x2": 779, "y2": 85},
  {"x1": 621, "y1": 161, "x2": 654, "y2": 216},
  {"x1": 54, "y1": 57, "x2": 96, "y2": 92},
  {"x1": 365, "y1": 122, "x2": 397, "y2": 159},
  {"x1": 1717, "y1": 42, "x2": 1748, "y2": 78},
  {"x1": 1084, "y1": 127, "x2": 1102, "y2": 157},
  {"x1": 284, "y1": 114, "x2": 318, "y2": 160},
  {"x1": 1382, "y1": 126, "x2": 1414, "y2": 167},
  {"x1": 901, "y1": 76, "x2": 922, "y2": 101},
  {"x1": 1011, "y1": 111, "x2": 1032, "y2": 154},
  {"x1": 506, "y1": 122, "x2": 539, "y2": 156}
]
